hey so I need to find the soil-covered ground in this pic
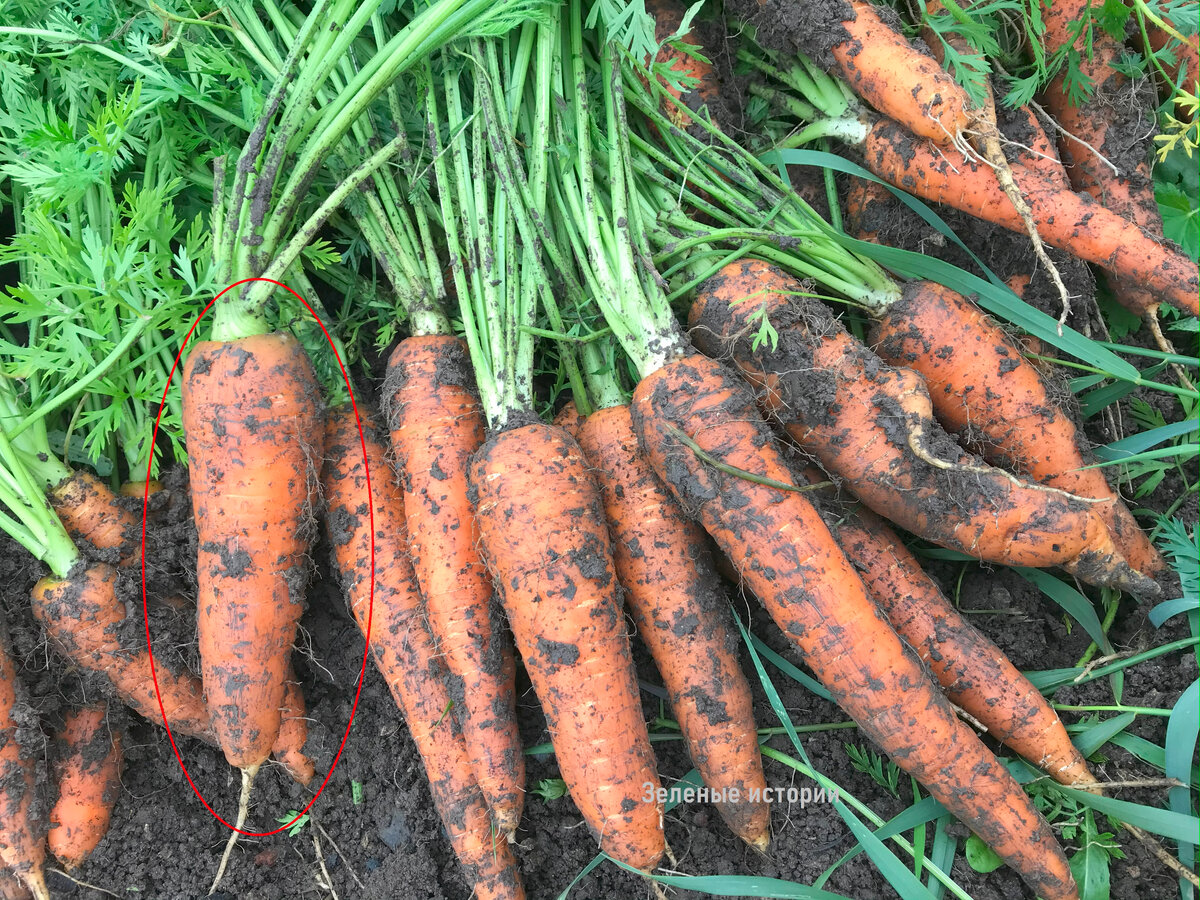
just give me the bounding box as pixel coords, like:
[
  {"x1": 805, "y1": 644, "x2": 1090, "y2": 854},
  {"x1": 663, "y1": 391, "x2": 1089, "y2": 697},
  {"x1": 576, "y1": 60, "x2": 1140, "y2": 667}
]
[{"x1": 1, "y1": 396, "x2": 1192, "y2": 900}]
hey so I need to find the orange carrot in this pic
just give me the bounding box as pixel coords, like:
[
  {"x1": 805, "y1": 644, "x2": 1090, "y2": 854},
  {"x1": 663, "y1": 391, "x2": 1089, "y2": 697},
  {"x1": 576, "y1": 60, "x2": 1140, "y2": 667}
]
[
  {"x1": 0, "y1": 619, "x2": 47, "y2": 900},
  {"x1": 870, "y1": 281, "x2": 1168, "y2": 578},
  {"x1": 833, "y1": 0, "x2": 973, "y2": 144},
  {"x1": 552, "y1": 399, "x2": 585, "y2": 440},
  {"x1": 322, "y1": 404, "x2": 525, "y2": 900},
  {"x1": 630, "y1": 352, "x2": 1079, "y2": 900},
  {"x1": 271, "y1": 671, "x2": 315, "y2": 786},
  {"x1": 384, "y1": 335, "x2": 523, "y2": 833},
  {"x1": 1041, "y1": 0, "x2": 1167, "y2": 315},
  {"x1": 689, "y1": 260, "x2": 1157, "y2": 595},
  {"x1": 860, "y1": 116, "x2": 1199, "y2": 315},
  {"x1": 576, "y1": 404, "x2": 770, "y2": 849},
  {"x1": 31, "y1": 565, "x2": 214, "y2": 742},
  {"x1": 821, "y1": 501, "x2": 1096, "y2": 786},
  {"x1": 119, "y1": 480, "x2": 163, "y2": 499},
  {"x1": 644, "y1": 0, "x2": 724, "y2": 130},
  {"x1": 470, "y1": 422, "x2": 665, "y2": 871},
  {"x1": 49, "y1": 472, "x2": 137, "y2": 567},
  {"x1": 48, "y1": 703, "x2": 122, "y2": 870},
  {"x1": 182, "y1": 332, "x2": 324, "y2": 777}
]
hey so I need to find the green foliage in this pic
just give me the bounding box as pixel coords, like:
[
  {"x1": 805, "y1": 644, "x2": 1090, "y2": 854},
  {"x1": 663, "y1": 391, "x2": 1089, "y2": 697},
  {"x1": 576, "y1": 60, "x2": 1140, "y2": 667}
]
[
  {"x1": 275, "y1": 810, "x2": 311, "y2": 837},
  {"x1": 844, "y1": 745, "x2": 902, "y2": 798},
  {"x1": 533, "y1": 778, "x2": 569, "y2": 801}
]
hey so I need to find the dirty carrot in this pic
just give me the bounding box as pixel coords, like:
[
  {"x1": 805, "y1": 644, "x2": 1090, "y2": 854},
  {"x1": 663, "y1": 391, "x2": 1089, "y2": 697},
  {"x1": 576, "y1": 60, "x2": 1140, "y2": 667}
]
[
  {"x1": 428, "y1": 24, "x2": 664, "y2": 870},
  {"x1": 820, "y1": 500, "x2": 1096, "y2": 786},
  {"x1": 32, "y1": 565, "x2": 214, "y2": 742},
  {"x1": 322, "y1": 404, "x2": 525, "y2": 900},
  {"x1": 0, "y1": 618, "x2": 47, "y2": 900},
  {"x1": 575, "y1": 397, "x2": 770, "y2": 849},
  {"x1": 689, "y1": 260, "x2": 1158, "y2": 597},
  {"x1": 554, "y1": 26, "x2": 1078, "y2": 898},
  {"x1": 271, "y1": 671, "x2": 316, "y2": 786},
  {"x1": 384, "y1": 335, "x2": 523, "y2": 833},
  {"x1": 48, "y1": 703, "x2": 122, "y2": 871},
  {"x1": 869, "y1": 280, "x2": 1168, "y2": 578}
]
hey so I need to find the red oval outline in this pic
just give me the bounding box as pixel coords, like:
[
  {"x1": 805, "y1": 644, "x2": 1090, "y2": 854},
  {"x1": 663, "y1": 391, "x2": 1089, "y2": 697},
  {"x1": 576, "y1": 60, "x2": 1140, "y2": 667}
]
[{"x1": 140, "y1": 278, "x2": 374, "y2": 836}]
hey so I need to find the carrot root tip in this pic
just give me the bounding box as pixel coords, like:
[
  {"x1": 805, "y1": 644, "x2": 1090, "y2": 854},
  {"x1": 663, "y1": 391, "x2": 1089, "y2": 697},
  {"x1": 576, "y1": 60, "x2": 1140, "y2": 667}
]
[{"x1": 209, "y1": 764, "x2": 259, "y2": 896}]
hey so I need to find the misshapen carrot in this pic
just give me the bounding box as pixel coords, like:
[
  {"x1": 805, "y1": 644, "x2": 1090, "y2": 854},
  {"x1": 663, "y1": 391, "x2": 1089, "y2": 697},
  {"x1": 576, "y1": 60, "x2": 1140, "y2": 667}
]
[
  {"x1": 0, "y1": 619, "x2": 47, "y2": 900},
  {"x1": 48, "y1": 703, "x2": 122, "y2": 870},
  {"x1": 689, "y1": 260, "x2": 1157, "y2": 596},
  {"x1": 182, "y1": 332, "x2": 324, "y2": 773},
  {"x1": 576, "y1": 404, "x2": 770, "y2": 849},
  {"x1": 322, "y1": 404, "x2": 524, "y2": 900},
  {"x1": 860, "y1": 117, "x2": 1199, "y2": 316},
  {"x1": 870, "y1": 281, "x2": 1167, "y2": 578},
  {"x1": 384, "y1": 335, "x2": 523, "y2": 833},
  {"x1": 31, "y1": 565, "x2": 213, "y2": 742},
  {"x1": 822, "y1": 502, "x2": 1095, "y2": 786},
  {"x1": 470, "y1": 422, "x2": 665, "y2": 871},
  {"x1": 630, "y1": 354, "x2": 1078, "y2": 900}
]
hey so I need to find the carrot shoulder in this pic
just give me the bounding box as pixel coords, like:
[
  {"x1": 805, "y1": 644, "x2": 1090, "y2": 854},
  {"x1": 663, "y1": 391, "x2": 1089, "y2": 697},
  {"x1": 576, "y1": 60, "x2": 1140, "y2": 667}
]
[
  {"x1": 870, "y1": 281, "x2": 1167, "y2": 578},
  {"x1": 49, "y1": 472, "x2": 137, "y2": 567},
  {"x1": 384, "y1": 335, "x2": 523, "y2": 833},
  {"x1": 470, "y1": 422, "x2": 665, "y2": 871},
  {"x1": 322, "y1": 404, "x2": 524, "y2": 900},
  {"x1": 576, "y1": 404, "x2": 770, "y2": 849},
  {"x1": 48, "y1": 703, "x2": 122, "y2": 870},
  {"x1": 182, "y1": 332, "x2": 324, "y2": 771},
  {"x1": 630, "y1": 353, "x2": 1078, "y2": 900}
]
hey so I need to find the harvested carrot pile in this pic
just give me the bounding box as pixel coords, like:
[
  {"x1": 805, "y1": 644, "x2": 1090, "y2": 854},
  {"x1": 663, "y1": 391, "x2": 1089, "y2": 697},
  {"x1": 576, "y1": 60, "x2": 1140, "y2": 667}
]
[{"x1": 0, "y1": 0, "x2": 1195, "y2": 897}]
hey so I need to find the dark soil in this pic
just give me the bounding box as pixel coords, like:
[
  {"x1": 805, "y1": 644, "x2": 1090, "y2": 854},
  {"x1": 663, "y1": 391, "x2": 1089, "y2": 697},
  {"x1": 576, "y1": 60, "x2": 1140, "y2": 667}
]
[{"x1": 0, "y1": 436, "x2": 1193, "y2": 900}]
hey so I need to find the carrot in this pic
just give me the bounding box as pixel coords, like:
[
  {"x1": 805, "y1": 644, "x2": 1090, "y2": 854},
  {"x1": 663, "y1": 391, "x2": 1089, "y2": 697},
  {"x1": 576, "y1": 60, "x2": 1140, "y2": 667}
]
[
  {"x1": 182, "y1": 332, "x2": 323, "y2": 776},
  {"x1": 842, "y1": 177, "x2": 891, "y2": 244},
  {"x1": 819, "y1": 500, "x2": 1096, "y2": 786},
  {"x1": 870, "y1": 280, "x2": 1168, "y2": 578},
  {"x1": 576, "y1": 404, "x2": 770, "y2": 850},
  {"x1": 832, "y1": 0, "x2": 972, "y2": 144},
  {"x1": 860, "y1": 116, "x2": 1199, "y2": 315},
  {"x1": 383, "y1": 335, "x2": 523, "y2": 833},
  {"x1": 1145, "y1": 12, "x2": 1199, "y2": 108},
  {"x1": 0, "y1": 618, "x2": 47, "y2": 900},
  {"x1": 48, "y1": 703, "x2": 122, "y2": 870},
  {"x1": 643, "y1": 0, "x2": 724, "y2": 130},
  {"x1": 271, "y1": 670, "x2": 315, "y2": 786},
  {"x1": 49, "y1": 472, "x2": 137, "y2": 567},
  {"x1": 470, "y1": 422, "x2": 665, "y2": 871},
  {"x1": 552, "y1": 399, "x2": 585, "y2": 440},
  {"x1": 630, "y1": 354, "x2": 1079, "y2": 900},
  {"x1": 1040, "y1": 0, "x2": 1168, "y2": 316},
  {"x1": 119, "y1": 480, "x2": 163, "y2": 499},
  {"x1": 31, "y1": 564, "x2": 214, "y2": 742},
  {"x1": 689, "y1": 260, "x2": 1158, "y2": 596},
  {"x1": 322, "y1": 403, "x2": 525, "y2": 900}
]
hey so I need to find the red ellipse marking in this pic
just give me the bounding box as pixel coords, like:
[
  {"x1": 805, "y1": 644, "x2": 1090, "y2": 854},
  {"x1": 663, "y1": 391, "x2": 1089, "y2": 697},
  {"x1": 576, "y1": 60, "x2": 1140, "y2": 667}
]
[{"x1": 141, "y1": 278, "x2": 374, "y2": 836}]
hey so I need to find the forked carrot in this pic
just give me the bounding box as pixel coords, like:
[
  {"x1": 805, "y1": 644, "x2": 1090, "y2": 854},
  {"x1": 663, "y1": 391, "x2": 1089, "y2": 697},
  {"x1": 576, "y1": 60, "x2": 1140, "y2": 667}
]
[
  {"x1": 322, "y1": 404, "x2": 525, "y2": 900},
  {"x1": 384, "y1": 335, "x2": 523, "y2": 833},
  {"x1": 272, "y1": 671, "x2": 316, "y2": 786},
  {"x1": 577, "y1": 403, "x2": 770, "y2": 849},
  {"x1": 48, "y1": 703, "x2": 122, "y2": 870}
]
